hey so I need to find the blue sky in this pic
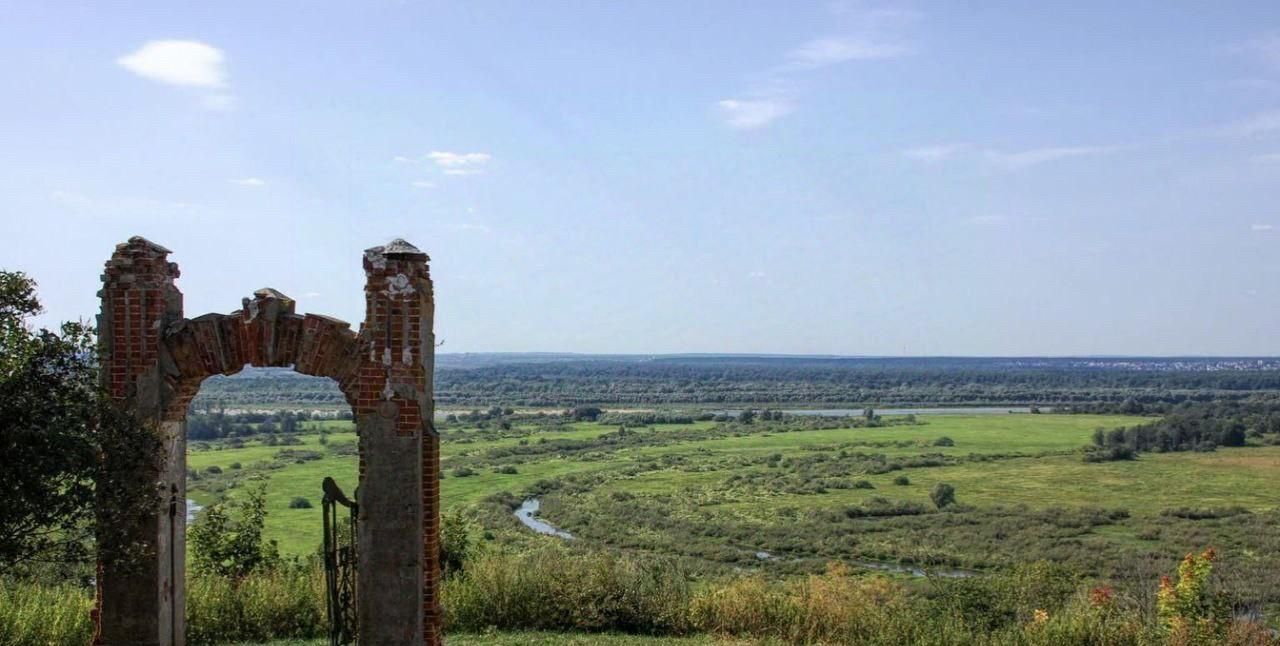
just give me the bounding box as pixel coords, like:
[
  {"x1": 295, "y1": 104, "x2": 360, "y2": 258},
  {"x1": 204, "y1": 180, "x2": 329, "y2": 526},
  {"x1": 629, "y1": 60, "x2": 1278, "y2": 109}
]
[{"x1": 1, "y1": 1, "x2": 1278, "y2": 355}]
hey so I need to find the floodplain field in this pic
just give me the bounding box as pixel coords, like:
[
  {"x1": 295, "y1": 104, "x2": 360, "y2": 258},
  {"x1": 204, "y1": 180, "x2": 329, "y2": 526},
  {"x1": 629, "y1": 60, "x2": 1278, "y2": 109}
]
[{"x1": 186, "y1": 411, "x2": 1280, "y2": 611}]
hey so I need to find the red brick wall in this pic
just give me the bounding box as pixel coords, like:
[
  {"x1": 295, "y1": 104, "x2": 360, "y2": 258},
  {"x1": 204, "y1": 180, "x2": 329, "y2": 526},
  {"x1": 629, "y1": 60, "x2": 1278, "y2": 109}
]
[
  {"x1": 97, "y1": 237, "x2": 440, "y2": 645},
  {"x1": 359, "y1": 242, "x2": 440, "y2": 643}
]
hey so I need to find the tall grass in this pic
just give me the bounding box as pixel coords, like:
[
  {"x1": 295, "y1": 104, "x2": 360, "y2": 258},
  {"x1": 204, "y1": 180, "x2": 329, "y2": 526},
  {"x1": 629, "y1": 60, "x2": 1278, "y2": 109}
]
[
  {"x1": 1, "y1": 564, "x2": 324, "y2": 646},
  {"x1": 185, "y1": 562, "x2": 325, "y2": 645},
  {"x1": 444, "y1": 545, "x2": 692, "y2": 634},
  {"x1": 3, "y1": 549, "x2": 1276, "y2": 645},
  {"x1": 0, "y1": 580, "x2": 92, "y2": 646}
]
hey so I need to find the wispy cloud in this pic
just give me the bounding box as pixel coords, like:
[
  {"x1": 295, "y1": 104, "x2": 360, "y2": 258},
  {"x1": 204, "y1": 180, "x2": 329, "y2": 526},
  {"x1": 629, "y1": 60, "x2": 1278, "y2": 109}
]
[
  {"x1": 1231, "y1": 32, "x2": 1280, "y2": 70},
  {"x1": 985, "y1": 145, "x2": 1122, "y2": 170},
  {"x1": 1253, "y1": 223, "x2": 1275, "y2": 232},
  {"x1": 230, "y1": 177, "x2": 265, "y2": 187},
  {"x1": 117, "y1": 40, "x2": 233, "y2": 110},
  {"x1": 427, "y1": 151, "x2": 491, "y2": 168},
  {"x1": 397, "y1": 151, "x2": 492, "y2": 176},
  {"x1": 411, "y1": 180, "x2": 436, "y2": 189},
  {"x1": 902, "y1": 143, "x2": 1123, "y2": 170},
  {"x1": 1225, "y1": 78, "x2": 1280, "y2": 93},
  {"x1": 49, "y1": 190, "x2": 201, "y2": 216},
  {"x1": 787, "y1": 36, "x2": 911, "y2": 69},
  {"x1": 901, "y1": 143, "x2": 968, "y2": 163},
  {"x1": 1217, "y1": 110, "x2": 1280, "y2": 138},
  {"x1": 1252, "y1": 152, "x2": 1280, "y2": 163},
  {"x1": 716, "y1": 3, "x2": 919, "y2": 129},
  {"x1": 717, "y1": 98, "x2": 794, "y2": 130}
]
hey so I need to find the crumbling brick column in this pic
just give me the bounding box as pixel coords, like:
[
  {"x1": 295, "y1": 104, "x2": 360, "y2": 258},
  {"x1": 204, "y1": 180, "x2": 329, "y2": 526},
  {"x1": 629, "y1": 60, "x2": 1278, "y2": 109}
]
[
  {"x1": 95, "y1": 237, "x2": 440, "y2": 646},
  {"x1": 355, "y1": 240, "x2": 440, "y2": 645},
  {"x1": 96, "y1": 237, "x2": 187, "y2": 646}
]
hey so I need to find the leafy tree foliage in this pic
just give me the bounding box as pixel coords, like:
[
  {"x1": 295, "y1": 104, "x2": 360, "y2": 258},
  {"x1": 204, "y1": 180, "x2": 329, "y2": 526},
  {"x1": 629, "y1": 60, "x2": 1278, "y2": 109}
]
[
  {"x1": 189, "y1": 484, "x2": 279, "y2": 578},
  {"x1": 0, "y1": 270, "x2": 160, "y2": 574},
  {"x1": 1083, "y1": 399, "x2": 1280, "y2": 461}
]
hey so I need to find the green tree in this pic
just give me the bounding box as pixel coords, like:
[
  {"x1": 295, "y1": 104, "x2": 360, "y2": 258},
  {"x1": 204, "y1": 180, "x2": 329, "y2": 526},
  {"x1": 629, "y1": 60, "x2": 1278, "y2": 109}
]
[
  {"x1": 0, "y1": 270, "x2": 160, "y2": 574},
  {"x1": 440, "y1": 506, "x2": 484, "y2": 577},
  {"x1": 930, "y1": 482, "x2": 956, "y2": 509},
  {"x1": 189, "y1": 484, "x2": 279, "y2": 578}
]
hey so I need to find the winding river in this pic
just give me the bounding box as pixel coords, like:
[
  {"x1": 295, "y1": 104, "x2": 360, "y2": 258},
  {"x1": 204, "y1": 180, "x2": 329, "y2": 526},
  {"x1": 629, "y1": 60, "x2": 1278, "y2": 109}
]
[
  {"x1": 513, "y1": 498, "x2": 574, "y2": 539},
  {"x1": 513, "y1": 498, "x2": 972, "y2": 577}
]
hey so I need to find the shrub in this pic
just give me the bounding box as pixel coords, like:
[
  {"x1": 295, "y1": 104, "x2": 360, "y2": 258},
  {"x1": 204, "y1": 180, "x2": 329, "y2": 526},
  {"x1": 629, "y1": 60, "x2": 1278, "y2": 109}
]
[
  {"x1": 933, "y1": 436, "x2": 955, "y2": 447},
  {"x1": 1083, "y1": 446, "x2": 1136, "y2": 462},
  {"x1": 494, "y1": 465, "x2": 519, "y2": 475},
  {"x1": 189, "y1": 485, "x2": 279, "y2": 578},
  {"x1": 288, "y1": 497, "x2": 312, "y2": 509},
  {"x1": 229, "y1": 462, "x2": 241, "y2": 470},
  {"x1": 1160, "y1": 506, "x2": 1248, "y2": 520},
  {"x1": 441, "y1": 507, "x2": 484, "y2": 577},
  {"x1": 444, "y1": 545, "x2": 692, "y2": 634},
  {"x1": 930, "y1": 483, "x2": 956, "y2": 509},
  {"x1": 893, "y1": 475, "x2": 910, "y2": 486},
  {"x1": 1156, "y1": 548, "x2": 1232, "y2": 645},
  {"x1": 205, "y1": 465, "x2": 222, "y2": 474},
  {"x1": 452, "y1": 467, "x2": 477, "y2": 478}
]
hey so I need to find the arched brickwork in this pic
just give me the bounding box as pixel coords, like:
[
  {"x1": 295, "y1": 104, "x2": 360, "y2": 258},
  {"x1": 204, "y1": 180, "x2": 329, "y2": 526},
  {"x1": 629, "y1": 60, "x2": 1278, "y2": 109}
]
[{"x1": 95, "y1": 237, "x2": 441, "y2": 645}]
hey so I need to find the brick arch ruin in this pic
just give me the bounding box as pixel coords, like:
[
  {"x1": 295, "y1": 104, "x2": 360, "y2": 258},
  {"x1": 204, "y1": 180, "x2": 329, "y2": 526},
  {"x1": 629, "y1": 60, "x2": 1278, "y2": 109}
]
[{"x1": 95, "y1": 237, "x2": 441, "y2": 645}]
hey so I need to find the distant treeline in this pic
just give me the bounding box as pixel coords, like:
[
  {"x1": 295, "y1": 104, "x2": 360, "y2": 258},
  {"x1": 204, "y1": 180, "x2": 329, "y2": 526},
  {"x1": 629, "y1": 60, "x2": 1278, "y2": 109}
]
[
  {"x1": 1084, "y1": 399, "x2": 1280, "y2": 461},
  {"x1": 186, "y1": 409, "x2": 349, "y2": 440},
  {"x1": 192, "y1": 358, "x2": 1280, "y2": 409}
]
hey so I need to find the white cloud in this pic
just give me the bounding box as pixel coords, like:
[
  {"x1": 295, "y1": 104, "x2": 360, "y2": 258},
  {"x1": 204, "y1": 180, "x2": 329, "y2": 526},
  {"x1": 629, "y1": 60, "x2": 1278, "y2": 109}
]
[
  {"x1": 788, "y1": 36, "x2": 911, "y2": 68},
  {"x1": 985, "y1": 145, "x2": 1121, "y2": 169},
  {"x1": 230, "y1": 177, "x2": 265, "y2": 187},
  {"x1": 1253, "y1": 223, "x2": 1275, "y2": 231},
  {"x1": 1231, "y1": 33, "x2": 1280, "y2": 70},
  {"x1": 117, "y1": 40, "x2": 227, "y2": 88},
  {"x1": 427, "y1": 151, "x2": 491, "y2": 168},
  {"x1": 748, "y1": 270, "x2": 767, "y2": 279},
  {"x1": 1251, "y1": 153, "x2": 1280, "y2": 163},
  {"x1": 411, "y1": 180, "x2": 436, "y2": 189},
  {"x1": 1217, "y1": 110, "x2": 1280, "y2": 138},
  {"x1": 396, "y1": 151, "x2": 492, "y2": 177},
  {"x1": 716, "y1": 4, "x2": 920, "y2": 130},
  {"x1": 452, "y1": 223, "x2": 492, "y2": 234},
  {"x1": 717, "y1": 98, "x2": 794, "y2": 130},
  {"x1": 303, "y1": 292, "x2": 322, "y2": 298},
  {"x1": 902, "y1": 143, "x2": 968, "y2": 163}
]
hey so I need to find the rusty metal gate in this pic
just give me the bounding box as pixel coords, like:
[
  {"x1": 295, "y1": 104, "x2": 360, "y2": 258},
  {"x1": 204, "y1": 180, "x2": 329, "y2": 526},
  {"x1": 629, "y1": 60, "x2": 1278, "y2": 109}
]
[{"x1": 322, "y1": 477, "x2": 358, "y2": 645}]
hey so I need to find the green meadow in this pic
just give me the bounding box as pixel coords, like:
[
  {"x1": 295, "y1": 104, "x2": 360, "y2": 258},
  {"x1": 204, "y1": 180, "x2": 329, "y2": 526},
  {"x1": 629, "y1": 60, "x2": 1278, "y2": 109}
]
[{"x1": 185, "y1": 413, "x2": 1280, "y2": 562}]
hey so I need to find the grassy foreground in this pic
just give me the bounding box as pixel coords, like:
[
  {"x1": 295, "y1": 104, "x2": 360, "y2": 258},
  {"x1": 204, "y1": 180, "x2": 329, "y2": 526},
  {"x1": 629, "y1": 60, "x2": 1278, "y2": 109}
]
[
  {"x1": 240, "y1": 634, "x2": 716, "y2": 645},
  {"x1": 4, "y1": 545, "x2": 1276, "y2": 645}
]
